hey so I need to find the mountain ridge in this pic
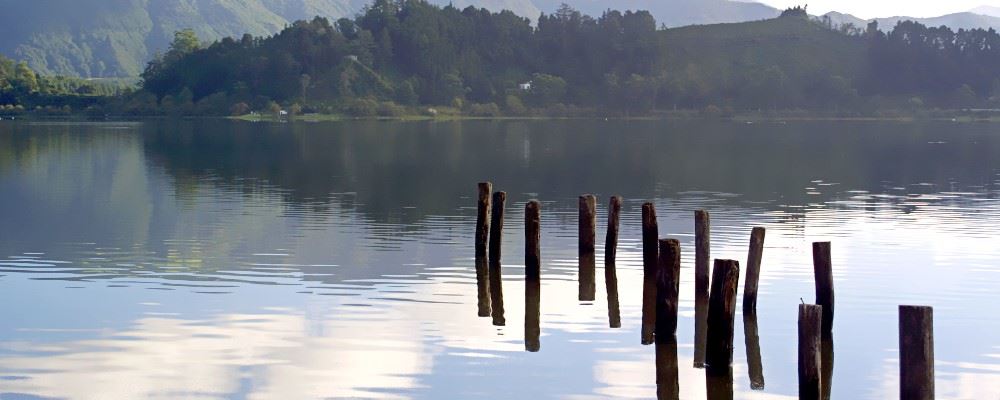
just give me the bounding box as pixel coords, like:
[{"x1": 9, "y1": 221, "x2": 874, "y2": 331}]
[{"x1": 824, "y1": 10, "x2": 1000, "y2": 31}]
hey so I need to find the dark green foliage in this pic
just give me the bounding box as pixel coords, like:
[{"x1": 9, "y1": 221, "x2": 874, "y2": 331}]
[
  {"x1": 0, "y1": 53, "x2": 131, "y2": 114},
  {"x1": 140, "y1": 1, "x2": 669, "y2": 114},
  {"x1": 864, "y1": 21, "x2": 1000, "y2": 107}
]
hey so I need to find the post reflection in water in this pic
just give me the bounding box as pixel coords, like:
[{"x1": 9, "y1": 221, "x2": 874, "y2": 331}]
[
  {"x1": 655, "y1": 337, "x2": 679, "y2": 400},
  {"x1": 706, "y1": 367, "x2": 734, "y2": 400},
  {"x1": 605, "y1": 264, "x2": 622, "y2": 329},
  {"x1": 693, "y1": 297, "x2": 708, "y2": 368},
  {"x1": 822, "y1": 336, "x2": 835, "y2": 400},
  {"x1": 524, "y1": 200, "x2": 541, "y2": 353},
  {"x1": 604, "y1": 196, "x2": 623, "y2": 328},
  {"x1": 488, "y1": 191, "x2": 507, "y2": 326},
  {"x1": 525, "y1": 280, "x2": 541, "y2": 352},
  {"x1": 579, "y1": 253, "x2": 596, "y2": 302},
  {"x1": 475, "y1": 256, "x2": 491, "y2": 317},
  {"x1": 743, "y1": 312, "x2": 765, "y2": 390}
]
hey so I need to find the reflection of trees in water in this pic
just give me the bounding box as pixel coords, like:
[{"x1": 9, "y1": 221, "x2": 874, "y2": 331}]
[{"x1": 142, "y1": 119, "x2": 1000, "y2": 226}]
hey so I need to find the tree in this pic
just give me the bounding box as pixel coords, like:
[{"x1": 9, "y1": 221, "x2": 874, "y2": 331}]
[
  {"x1": 13, "y1": 62, "x2": 38, "y2": 93},
  {"x1": 529, "y1": 73, "x2": 567, "y2": 106}
]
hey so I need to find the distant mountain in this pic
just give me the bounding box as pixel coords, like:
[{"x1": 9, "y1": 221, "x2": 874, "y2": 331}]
[
  {"x1": 824, "y1": 10, "x2": 1000, "y2": 31},
  {"x1": 531, "y1": 0, "x2": 780, "y2": 27},
  {"x1": 0, "y1": 0, "x2": 367, "y2": 78},
  {"x1": 971, "y1": 5, "x2": 1000, "y2": 18}
]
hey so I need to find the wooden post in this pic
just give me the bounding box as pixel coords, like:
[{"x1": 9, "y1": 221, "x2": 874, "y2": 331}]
[
  {"x1": 695, "y1": 210, "x2": 711, "y2": 303},
  {"x1": 605, "y1": 196, "x2": 622, "y2": 267},
  {"x1": 488, "y1": 191, "x2": 506, "y2": 326},
  {"x1": 605, "y1": 196, "x2": 623, "y2": 328},
  {"x1": 474, "y1": 182, "x2": 493, "y2": 317},
  {"x1": 475, "y1": 182, "x2": 492, "y2": 258},
  {"x1": 799, "y1": 304, "x2": 823, "y2": 400},
  {"x1": 744, "y1": 312, "x2": 765, "y2": 390},
  {"x1": 812, "y1": 242, "x2": 835, "y2": 335},
  {"x1": 656, "y1": 337, "x2": 680, "y2": 400},
  {"x1": 641, "y1": 202, "x2": 659, "y2": 345},
  {"x1": 579, "y1": 195, "x2": 597, "y2": 302},
  {"x1": 656, "y1": 239, "x2": 681, "y2": 341},
  {"x1": 743, "y1": 227, "x2": 765, "y2": 313},
  {"x1": 524, "y1": 201, "x2": 541, "y2": 352},
  {"x1": 900, "y1": 306, "x2": 934, "y2": 400},
  {"x1": 706, "y1": 259, "x2": 740, "y2": 374}
]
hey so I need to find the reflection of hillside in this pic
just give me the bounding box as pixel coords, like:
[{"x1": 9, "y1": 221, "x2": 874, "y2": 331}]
[{"x1": 142, "y1": 119, "x2": 1000, "y2": 226}]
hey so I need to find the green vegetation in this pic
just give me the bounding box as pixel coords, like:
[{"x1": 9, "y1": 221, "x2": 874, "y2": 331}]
[
  {"x1": 7, "y1": 2, "x2": 1000, "y2": 119},
  {"x1": 0, "y1": 54, "x2": 132, "y2": 116}
]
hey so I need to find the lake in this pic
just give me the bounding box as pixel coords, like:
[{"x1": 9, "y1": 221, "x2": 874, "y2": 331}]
[{"x1": 0, "y1": 119, "x2": 998, "y2": 399}]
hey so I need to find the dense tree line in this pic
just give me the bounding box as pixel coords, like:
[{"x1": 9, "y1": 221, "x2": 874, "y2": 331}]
[
  {"x1": 865, "y1": 20, "x2": 1000, "y2": 108},
  {"x1": 0, "y1": 54, "x2": 131, "y2": 115},
  {"x1": 135, "y1": 1, "x2": 664, "y2": 117},
  {"x1": 12, "y1": 1, "x2": 1000, "y2": 117}
]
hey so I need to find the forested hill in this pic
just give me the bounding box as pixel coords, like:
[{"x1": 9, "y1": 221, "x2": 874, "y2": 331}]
[
  {"x1": 123, "y1": 3, "x2": 1000, "y2": 118},
  {"x1": 0, "y1": 0, "x2": 777, "y2": 78}
]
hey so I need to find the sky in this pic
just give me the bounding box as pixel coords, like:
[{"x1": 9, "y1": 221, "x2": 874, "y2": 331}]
[{"x1": 753, "y1": 0, "x2": 998, "y2": 19}]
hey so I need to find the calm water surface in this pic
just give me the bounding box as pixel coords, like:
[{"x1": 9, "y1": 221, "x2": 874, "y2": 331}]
[{"x1": 0, "y1": 119, "x2": 999, "y2": 399}]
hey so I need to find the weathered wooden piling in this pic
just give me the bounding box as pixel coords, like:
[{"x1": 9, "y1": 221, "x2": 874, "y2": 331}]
[
  {"x1": 475, "y1": 182, "x2": 492, "y2": 258},
  {"x1": 579, "y1": 195, "x2": 597, "y2": 302},
  {"x1": 799, "y1": 304, "x2": 823, "y2": 400},
  {"x1": 812, "y1": 242, "x2": 835, "y2": 335},
  {"x1": 488, "y1": 191, "x2": 506, "y2": 326},
  {"x1": 605, "y1": 196, "x2": 623, "y2": 328},
  {"x1": 743, "y1": 227, "x2": 766, "y2": 313},
  {"x1": 706, "y1": 259, "x2": 740, "y2": 374},
  {"x1": 641, "y1": 202, "x2": 659, "y2": 345},
  {"x1": 656, "y1": 337, "x2": 680, "y2": 400},
  {"x1": 525, "y1": 200, "x2": 541, "y2": 352},
  {"x1": 899, "y1": 305, "x2": 934, "y2": 400},
  {"x1": 695, "y1": 210, "x2": 711, "y2": 303},
  {"x1": 744, "y1": 312, "x2": 765, "y2": 390},
  {"x1": 656, "y1": 239, "x2": 681, "y2": 340},
  {"x1": 474, "y1": 182, "x2": 493, "y2": 317},
  {"x1": 605, "y1": 196, "x2": 622, "y2": 267}
]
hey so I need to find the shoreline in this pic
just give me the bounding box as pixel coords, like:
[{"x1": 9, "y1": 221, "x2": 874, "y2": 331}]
[{"x1": 3, "y1": 112, "x2": 1000, "y2": 124}]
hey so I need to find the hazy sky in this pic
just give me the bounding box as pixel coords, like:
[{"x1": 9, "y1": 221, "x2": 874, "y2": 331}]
[{"x1": 755, "y1": 0, "x2": 997, "y2": 19}]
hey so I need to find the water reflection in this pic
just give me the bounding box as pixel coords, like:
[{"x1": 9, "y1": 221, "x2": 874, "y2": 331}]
[
  {"x1": 744, "y1": 312, "x2": 765, "y2": 390},
  {"x1": 822, "y1": 336, "x2": 835, "y2": 400},
  {"x1": 475, "y1": 256, "x2": 491, "y2": 318},
  {"x1": 488, "y1": 191, "x2": 506, "y2": 326},
  {"x1": 605, "y1": 196, "x2": 623, "y2": 329},
  {"x1": 706, "y1": 367, "x2": 734, "y2": 400},
  {"x1": 2, "y1": 120, "x2": 1000, "y2": 398},
  {"x1": 694, "y1": 297, "x2": 708, "y2": 369},
  {"x1": 656, "y1": 338, "x2": 680, "y2": 400}
]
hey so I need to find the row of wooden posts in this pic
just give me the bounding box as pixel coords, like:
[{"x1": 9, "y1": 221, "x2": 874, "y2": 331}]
[{"x1": 473, "y1": 182, "x2": 935, "y2": 399}]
